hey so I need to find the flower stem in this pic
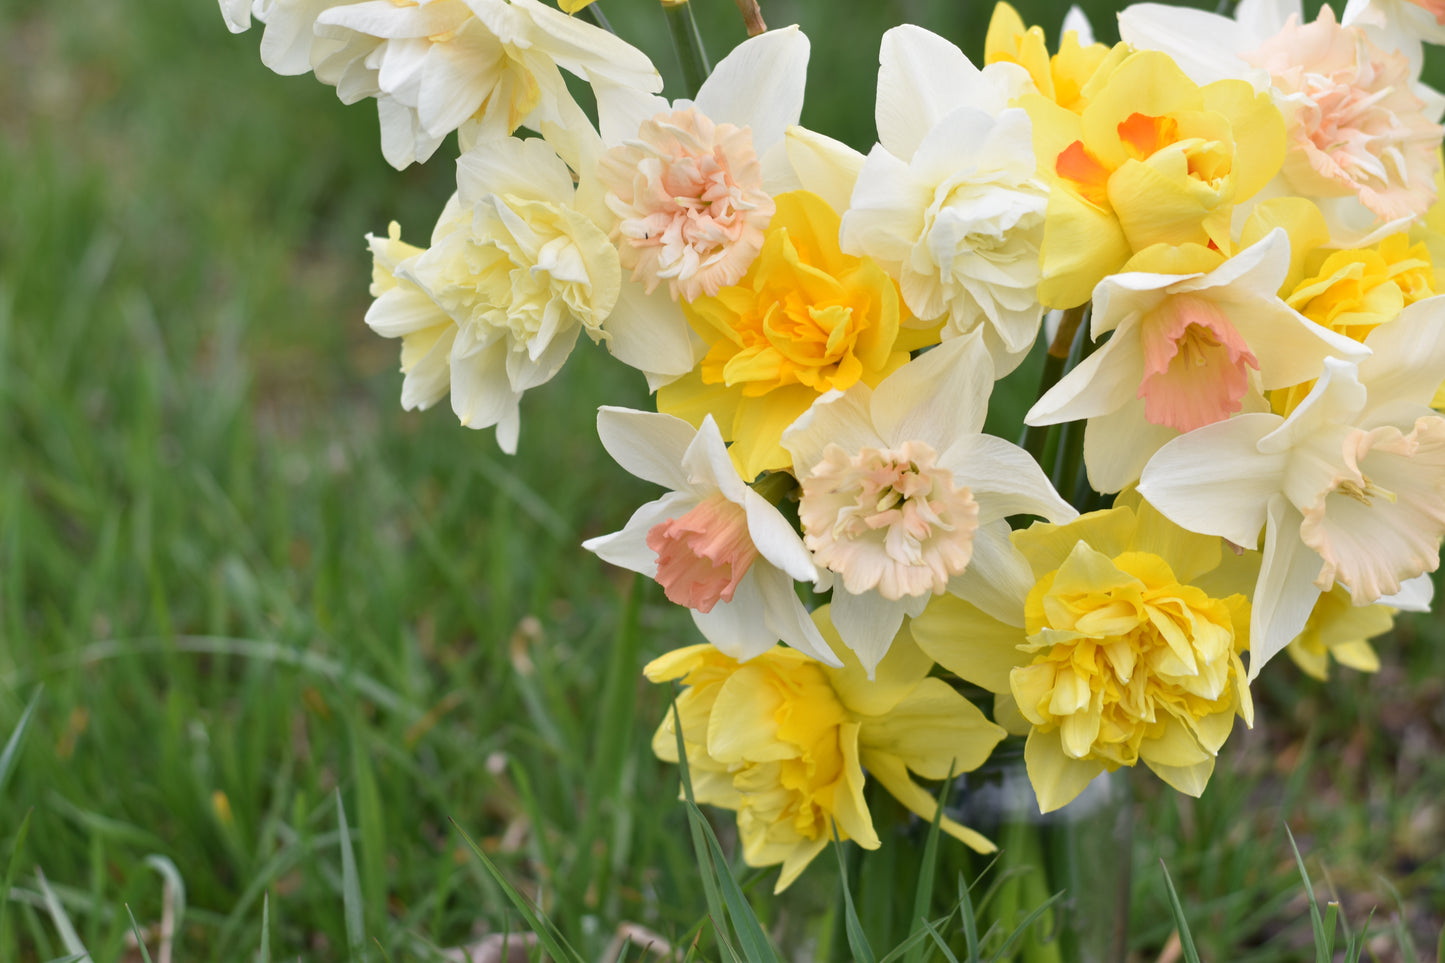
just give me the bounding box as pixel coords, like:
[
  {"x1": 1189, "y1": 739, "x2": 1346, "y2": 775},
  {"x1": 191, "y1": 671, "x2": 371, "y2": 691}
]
[
  {"x1": 732, "y1": 0, "x2": 767, "y2": 36},
  {"x1": 1021, "y1": 303, "x2": 1089, "y2": 466},
  {"x1": 752, "y1": 470, "x2": 798, "y2": 505},
  {"x1": 576, "y1": 3, "x2": 617, "y2": 35},
  {"x1": 663, "y1": 1, "x2": 711, "y2": 99}
]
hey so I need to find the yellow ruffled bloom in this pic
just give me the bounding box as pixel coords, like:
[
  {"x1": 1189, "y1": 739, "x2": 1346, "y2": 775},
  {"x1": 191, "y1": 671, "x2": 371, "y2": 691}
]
[
  {"x1": 1023, "y1": 50, "x2": 1286, "y2": 308},
  {"x1": 645, "y1": 607, "x2": 1005, "y2": 891},
  {"x1": 1287, "y1": 584, "x2": 1389, "y2": 682},
  {"x1": 657, "y1": 191, "x2": 936, "y2": 480},
  {"x1": 912, "y1": 500, "x2": 1254, "y2": 812},
  {"x1": 984, "y1": 1, "x2": 1116, "y2": 113}
]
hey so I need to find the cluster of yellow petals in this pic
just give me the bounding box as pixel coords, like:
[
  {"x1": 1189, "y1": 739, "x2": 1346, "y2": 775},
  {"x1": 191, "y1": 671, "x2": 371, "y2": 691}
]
[
  {"x1": 645, "y1": 609, "x2": 1003, "y2": 891},
  {"x1": 1287, "y1": 584, "x2": 1390, "y2": 681},
  {"x1": 1024, "y1": 49, "x2": 1286, "y2": 308},
  {"x1": 912, "y1": 501, "x2": 1255, "y2": 812},
  {"x1": 984, "y1": 1, "x2": 1116, "y2": 113},
  {"x1": 658, "y1": 191, "x2": 935, "y2": 480}
]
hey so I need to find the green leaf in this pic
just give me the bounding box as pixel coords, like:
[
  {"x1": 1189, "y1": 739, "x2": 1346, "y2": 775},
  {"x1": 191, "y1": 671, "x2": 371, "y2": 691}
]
[
  {"x1": 831, "y1": 835, "x2": 877, "y2": 963},
  {"x1": 336, "y1": 790, "x2": 367, "y2": 962},
  {"x1": 1284, "y1": 824, "x2": 1331, "y2": 963},
  {"x1": 669, "y1": 695, "x2": 737, "y2": 963},
  {"x1": 35, "y1": 867, "x2": 93, "y2": 963},
  {"x1": 0, "y1": 809, "x2": 33, "y2": 950},
  {"x1": 124, "y1": 905, "x2": 154, "y2": 963},
  {"x1": 1158, "y1": 860, "x2": 1201, "y2": 963},
  {"x1": 988, "y1": 890, "x2": 1065, "y2": 962},
  {"x1": 686, "y1": 799, "x2": 782, "y2": 963},
  {"x1": 258, "y1": 892, "x2": 271, "y2": 963},
  {"x1": 904, "y1": 774, "x2": 953, "y2": 963},
  {"x1": 0, "y1": 686, "x2": 42, "y2": 798}
]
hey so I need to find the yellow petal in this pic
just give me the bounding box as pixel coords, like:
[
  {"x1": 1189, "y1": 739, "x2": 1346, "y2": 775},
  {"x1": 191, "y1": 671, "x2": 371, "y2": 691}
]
[
  {"x1": 910, "y1": 595, "x2": 1029, "y2": 692},
  {"x1": 1144, "y1": 756, "x2": 1215, "y2": 797},
  {"x1": 1107, "y1": 155, "x2": 1222, "y2": 254},
  {"x1": 832, "y1": 722, "x2": 881, "y2": 850},
  {"x1": 861, "y1": 750, "x2": 997, "y2": 854},
  {"x1": 821, "y1": 608, "x2": 934, "y2": 716},
  {"x1": 1013, "y1": 507, "x2": 1137, "y2": 578},
  {"x1": 1200, "y1": 79, "x2": 1286, "y2": 202},
  {"x1": 1025, "y1": 727, "x2": 1105, "y2": 813},
  {"x1": 1037, "y1": 184, "x2": 1132, "y2": 308},
  {"x1": 858, "y1": 678, "x2": 1007, "y2": 779},
  {"x1": 1240, "y1": 197, "x2": 1329, "y2": 295}
]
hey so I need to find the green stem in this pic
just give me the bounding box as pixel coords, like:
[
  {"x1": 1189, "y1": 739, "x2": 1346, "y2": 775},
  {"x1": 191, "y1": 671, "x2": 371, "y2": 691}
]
[
  {"x1": 752, "y1": 470, "x2": 798, "y2": 506},
  {"x1": 1020, "y1": 304, "x2": 1089, "y2": 466},
  {"x1": 576, "y1": 3, "x2": 617, "y2": 35},
  {"x1": 664, "y1": 1, "x2": 711, "y2": 99}
]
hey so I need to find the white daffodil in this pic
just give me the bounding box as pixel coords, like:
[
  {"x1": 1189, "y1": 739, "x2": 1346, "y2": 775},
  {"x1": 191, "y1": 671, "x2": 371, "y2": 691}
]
[
  {"x1": 583, "y1": 408, "x2": 840, "y2": 666},
  {"x1": 1138, "y1": 296, "x2": 1445, "y2": 677},
  {"x1": 841, "y1": 26, "x2": 1045, "y2": 376},
  {"x1": 1342, "y1": 0, "x2": 1445, "y2": 74},
  {"x1": 563, "y1": 28, "x2": 814, "y2": 392},
  {"x1": 228, "y1": 0, "x2": 661, "y2": 169},
  {"x1": 365, "y1": 136, "x2": 620, "y2": 452},
  {"x1": 1026, "y1": 230, "x2": 1370, "y2": 493},
  {"x1": 781, "y1": 331, "x2": 1077, "y2": 675}
]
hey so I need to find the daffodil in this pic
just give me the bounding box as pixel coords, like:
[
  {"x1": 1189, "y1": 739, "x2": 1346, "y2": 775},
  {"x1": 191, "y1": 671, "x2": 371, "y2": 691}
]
[
  {"x1": 782, "y1": 332, "x2": 1076, "y2": 674},
  {"x1": 1025, "y1": 230, "x2": 1369, "y2": 492},
  {"x1": 1138, "y1": 297, "x2": 1445, "y2": 675},
  {"x1": 365, "y1": 136, "x2": 620, "y2": 451},
  {"x1": 911, "y1": 498, "x2": 1254, "y2": 811},
  {"x1": 657, "y1": 190, "x2": 935, "y2": 480},
  {"x1": 364, "y1": 222, "x2": 456, "y2": 413},
  {"x1": 1287, "y1": 584, "x2": 1390, "y2": 680},
  {"x1": 1023, "y1": 48, "x2": 1286, "y2": 307},
  {"x1": 582, "y1": 407, "x2": 838, "y2": 666},
  {"x1": 984, "y1": 2, "x2": 1114, "y2": 113},
  {"x1": 646, "y1": 607, "x2": 1005, "y2": 891},
  {"x1": 841, "y1": 26, "x2": 1049, "y2": 375}
]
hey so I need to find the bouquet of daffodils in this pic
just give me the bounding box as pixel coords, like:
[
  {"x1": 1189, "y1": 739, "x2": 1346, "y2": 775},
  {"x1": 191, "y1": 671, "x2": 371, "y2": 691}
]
[{"x1": 224, "y1": 0, "x2": 1445, "y2": 899}]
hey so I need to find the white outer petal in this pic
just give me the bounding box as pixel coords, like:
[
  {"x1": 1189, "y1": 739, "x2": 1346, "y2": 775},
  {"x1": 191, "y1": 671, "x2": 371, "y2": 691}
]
[
  {"x1": 780, "y1": 387, "x2": 882, "y2": 481},
  {"x1": 871, "y1": 331, "x2": 993, "y2": 449},
  {"x1": 602, "y1": 280, "x2": 702, "y2": 390},
  {"x1": 1082, "y1": 400, "x2": 1180, "y2": 494},
  {"x1": 1117, "y1": 3, "x2": 1253, "y2": 86},
  {"x1": 875, "y1": 25, "x2": 981, "y2": 162},
  {"x1": 1248, "y1": 495, "x2": 1325, "y2": 680},
  {"x1": 1381, "y1": 573, "x2": 1435, "y2": 612},
  {"x1": 694, "y1": 25, "x2": 810, "y2": 156},
  {"x1": 1137, "y1": 412, "x2": 1287, "y2": 547},
  {"x1": 691, "y1": 573, "x2": 780, "y2": 662},
  {"x1": 1026, "y1": 325, "x2": 1146, "y2": 425},
  {"x1": 828, "y1": 587, "x2": 909, "y2": 679},
  {"x1": 941, "y1": 435, "x2": 1075, "y2": 524},
  {"x1": 581, "y1": 490, "x2": 696, "y2": 577},
  {"x1": 944, "y1": 520, "x2": 1031, "y2": 628},
  {"x1": 742, "y1": 489, "x2": 818, "y2": 584},
  {"x1": 595, "y1": 407, "x2": 699, "y2": 493},
  {"x1": 782, "y1": 126, "x2": 866, "y2": 213},
  {"x1": 754, "y1": 567, "x2": 841, "y2": 665},
  {"x1": 1358, "y1": 295, "x2": 1445, "y2": 412}
]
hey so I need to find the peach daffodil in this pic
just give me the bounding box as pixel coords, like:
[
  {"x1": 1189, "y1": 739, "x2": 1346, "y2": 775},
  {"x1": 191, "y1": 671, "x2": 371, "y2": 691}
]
[
  {"x1": 1025, "y1": 229, "x2": 1369, "y2": 492},
  {"x1": 582, "y1": 407, "x2": 840, "y2": 666},
  {"x1": 1138, "y1": 297, "x2": 1445, "y2": 676},
  {"x1": 782, "y1": 332, "x2": 1076, "y2": 674},
  {"x1": 646, "y1": 609, "x2": 1005, "y2": 892}
]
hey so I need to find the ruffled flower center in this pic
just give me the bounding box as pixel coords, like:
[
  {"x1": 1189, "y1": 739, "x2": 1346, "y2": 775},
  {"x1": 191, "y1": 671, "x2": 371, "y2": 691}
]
[
  {"x1": 646, "y1": 493, "x2": 759, "y2": 613},
  {"x1": 598, "y1": 108, "x2": 774, "y2": 303},
  {"x1": 1137, "y1": 294, "x2": 1259, "y2": 432},
  {"x1": 799, "y1": 441, "x2": 979, "y2": 599},
  {"x1": 1011, "y1": 547, "x2": 1251, "y2": 768},
  {"x1": 1243, "y1": 8, "x2": 1442, "y2": 220},
  {"x1": 1297, "y1": 417, "x2": 1445, "y2": 603}
]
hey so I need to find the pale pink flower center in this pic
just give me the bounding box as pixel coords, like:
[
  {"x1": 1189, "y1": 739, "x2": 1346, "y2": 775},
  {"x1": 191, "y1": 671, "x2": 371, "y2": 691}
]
[
  {"x1": 1298, "y1": 416, "x2": 1445, "y2": 603},
  {"x1": 799, "y1": 441, "x2": 979, "y2": 600},
  {"x1": 1137, "y1": 295, "x2": 1259, "y2": 433},
  {"x1": 597, "y1": 108, "x2": 775, "y2": 303},
  {"x1": 646, "y1": 493, "x2": 759, "y2": 613},
  {"x1": 1243, "y1": 9, "x2": 1442, "y2": 220}
]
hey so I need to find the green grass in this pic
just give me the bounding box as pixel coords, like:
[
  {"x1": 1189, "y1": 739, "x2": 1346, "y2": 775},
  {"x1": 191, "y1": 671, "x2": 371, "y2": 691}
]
[{"x1": 2, "y1": 0, "x2": 1443, "y2": 959}]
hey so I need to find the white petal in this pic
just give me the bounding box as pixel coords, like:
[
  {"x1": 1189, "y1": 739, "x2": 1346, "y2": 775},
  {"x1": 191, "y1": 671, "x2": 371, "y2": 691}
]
[
  {"x1": 943, "y1": 434, "x2": 1075, "y2": 524},
  {"x1": 595, "y1": 407, "x2": 698, "y2": 492},
  {"x1": 1381, "y1": 573, "x2": 1435, "y2": 612},
  {"x1": 944, "y1": 520, "x2": 1031, "y2": 628},
  {"x1": 449, "y1": 339, "x2": 518, "y2": 439},
  {"x1": 691, "y1": 574, "x2": 779, "y2": 662},
  {"x1": 780, "y1": 388, "x2": 882, "y2": 480},
  {"x1": 1026, "y1": 325, "x2": 1146, "y2": 425},
  {"x1": 1117, "y1": 3, "x2": 1252, "y2": 86},
  {"x1": 871, "y1": 332, "x2": 993, "y2": 448},
  {"x1": 828, "y1": 588, "x2": 909, "y2": 678},
  {"x1": 683, "y1": 415, "x2": 747, "y2": 503},
  {"x1": 593, "y1": 77, "x2": 670, "y2": 147},
  {"x1": 875, "y1": 25, "x2": 980, "y2": 161},
  {"x1": 1082, "y1": 401, "x2": 1180, "y2": 495},
  {"x1": 695, "y1": 26, "x2": 809, "y2": 155},
  {"x1": 602, "y1": 279, "x2": 701, "y2": 389},
  {"x1": 1248, "y1": 495, "x2": 1324, "y2": 679},
  {"x1": 1257, "y1": 359, "x2": 1367, "y2": 455},
  {"x1": 456, "y1": 136, "x2": 574, "y2": 205},
  {"x1": 1061, "y1": 5, "x2": 1094, "y2": 43},
  {"x1": 754, "y1": 568, "x2": 840, "y2": 665},
  {"x1": 784, "y1": 126, "x2": 867, "y2": 217},
  {"x1": 582, "y1": 491, "x2": 695, "y2": 576},
  {"x1": 1358, "y1": 295, "x2": 1445, "y2": 412},
  {"x1": 1137, "y1": 412, "x2": 1286, "y2": 546},
  {"x1": 743, "y1": 490, "x2": 818, "y2": 583}
]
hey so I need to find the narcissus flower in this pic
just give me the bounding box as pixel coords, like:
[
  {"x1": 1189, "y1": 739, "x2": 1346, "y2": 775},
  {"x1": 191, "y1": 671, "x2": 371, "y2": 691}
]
[
  {"x1": 364, "y1": 222, "x2": 456, "y2": 413},
  {"x1": 1023, "y1": 49, "x2": 1286, "y2": 307},
  {"x1": 583, "y1": 407, "x2": 839, "y2": 666},
  {"x1": 783, "y1": 333, "x2": 1075, "y2": 673},
  {"x1": 657, "y1": 190, "x2": 935, "y2": 480},
  {"x1": 1288, "y1": 584, "x2": 1389, "y2": 679},
  {"x1": 911, "y1": 499, "x2": 1254, "y2": 812},
  {"x1": 365, "y1": 137, "x2": 620, "y2": 451},
  {"x1": 985, "y1": 2, "x2": 1114, "y2": 112},
  {"x1": 842, "y1": 26, "x2": 1048, "y2": 374},
  {"x1": 646, "y1": 608, "x2": 1005, "y2": 891},
  {"x1": 1025, "y1": 230, "x2": 1369, "y2": 492},
  {"x1": 1139, "y1": 297, "x2": 1445, "y2": 674}
]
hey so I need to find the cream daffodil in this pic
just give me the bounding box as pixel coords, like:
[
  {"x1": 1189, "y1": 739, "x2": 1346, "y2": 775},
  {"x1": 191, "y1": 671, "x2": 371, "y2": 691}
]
[
  {"x1": 1138, "y1": 297, "x2": 1445, "y2": 676},
  {"x1": 645, "y1": 608, "x2": 1004, "y2": 892},
  {"x1": 841, "y1": 26, "x2": 1048, "y2": 375},
  {"x1": 228, "y1": 0, "x2": 662, "y2": 169},
  {"x1": 1025, "y1": 229, "x2": 1370, "y2": 493},
  {"x1": 582, "y1": 407, "x2": 839, "y2": 666},
  {"x1": 781, "y1": 331, "x2": 1076, "y2": 675},
  {"x1": 365, "y1": 136, "x2": 620, "y2": 452},
  {"x1": 911, "y1": 498, "x2": 1255, "y2": 812}
]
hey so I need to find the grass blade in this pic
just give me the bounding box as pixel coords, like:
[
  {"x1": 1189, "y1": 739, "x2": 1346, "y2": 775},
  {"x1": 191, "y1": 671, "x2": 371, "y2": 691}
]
[
  {"x1": 988, "y1": 890, "x2": 1065, "y2": 961},
  {"x1": 903, "y1": 774, "x2": 952, "y2": 963},
  {"x1": 684, "y1": 799, "x2": 781, "y2": 963},
  {"x1": 1158, "y1": 860, "x2": 1201, "y2": 963},
  {"x1": 335, "y1": 790, "x2": 367, "y2": 962},
  {"x1": 258, "y1": 892, "x2": 271, "y2": 963},
  {"x1": 450, "y1": 819, "x2": 586, "y2": 963},
  {"x1": 125, "y1": 905, "x2": 155, "y2": 963},
  {"x1": 0, "y1": 809, "x2": 33, "y2": 950},
  {"x1": 830, "y1": 835, "x2": 877, "y2": 963},
  {"x1": 0, "y1": 686, "x2": 42, "y2": 797},
  {"x1": 669, "y1": 696, "x2": 737, "y2": 963},
  {"x1": 1284, "y1": 824, "x2": 1331, "y2": 963},
  {"x1": 35, "y1": 867, "x2": 93, "y2": 963},
  {"x1": 143, "y1": 854, "x2": 185, "y2": 963},
  {"x1": 917, "y1": 914, "x2": 961, "y2": 963}
]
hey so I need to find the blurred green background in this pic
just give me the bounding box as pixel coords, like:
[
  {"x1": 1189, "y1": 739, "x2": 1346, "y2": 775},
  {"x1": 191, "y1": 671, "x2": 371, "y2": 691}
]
[{"x1": 1, "y1": 0, "x2": 1442, "y2": 959}]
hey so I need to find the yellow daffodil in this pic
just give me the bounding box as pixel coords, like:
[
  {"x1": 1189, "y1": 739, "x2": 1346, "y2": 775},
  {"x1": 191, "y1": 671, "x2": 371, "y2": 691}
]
[
  {"x1": 657, "y1": 190, "x2": 936, "y2": 480},
  {"x1": 646, "y1": 608, "x2": 1005, "y2": 891},
  {"x1": 985, "y1": 2, "x2": 1116, "y2": 112},
  {"x1": 1288, "y1": 584, "x2": 1390, "y2": 681},
  {"x1": 1023, "y1": 49, "x2": 1286, "y2": 308},
  {"x1": 911, "y1": 499, "x2": 1254, "y2": 812}
]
